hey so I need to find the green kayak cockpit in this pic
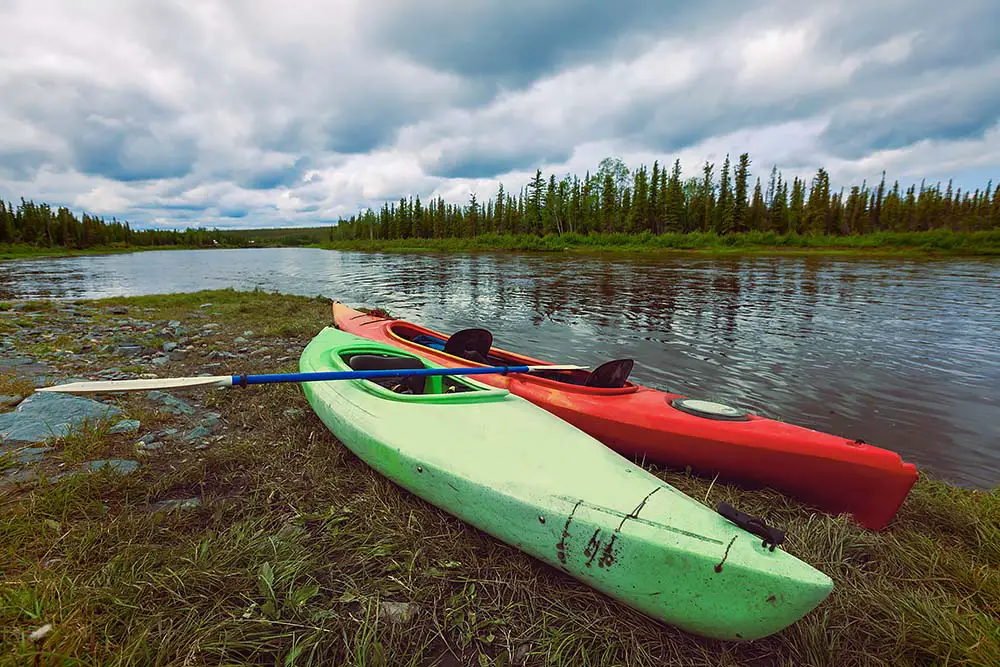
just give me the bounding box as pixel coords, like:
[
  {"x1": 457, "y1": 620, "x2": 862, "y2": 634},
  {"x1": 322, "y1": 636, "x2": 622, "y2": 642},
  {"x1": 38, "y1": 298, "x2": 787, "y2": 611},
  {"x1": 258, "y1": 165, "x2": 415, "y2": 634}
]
[{"x1": 327, "y1": 344, "x2": 511, "y2": 404}]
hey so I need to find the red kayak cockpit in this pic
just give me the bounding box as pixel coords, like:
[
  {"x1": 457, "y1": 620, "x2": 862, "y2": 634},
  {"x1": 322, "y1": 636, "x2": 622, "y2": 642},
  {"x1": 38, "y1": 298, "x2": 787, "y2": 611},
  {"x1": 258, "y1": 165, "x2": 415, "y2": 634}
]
[{"x1": 387, "y1": 321, "x2": 636, "y2": 389}]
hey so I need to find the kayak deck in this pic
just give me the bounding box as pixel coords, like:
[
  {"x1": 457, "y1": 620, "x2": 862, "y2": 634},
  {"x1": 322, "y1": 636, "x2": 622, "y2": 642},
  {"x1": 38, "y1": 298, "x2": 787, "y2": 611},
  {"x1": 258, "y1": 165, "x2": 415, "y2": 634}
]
[
  {"x1": 332, "y1": 302, "x2": 918, "y2": 531},
  {"x1": 300, "y1": 327, "x2": 833, "y2": 641}
]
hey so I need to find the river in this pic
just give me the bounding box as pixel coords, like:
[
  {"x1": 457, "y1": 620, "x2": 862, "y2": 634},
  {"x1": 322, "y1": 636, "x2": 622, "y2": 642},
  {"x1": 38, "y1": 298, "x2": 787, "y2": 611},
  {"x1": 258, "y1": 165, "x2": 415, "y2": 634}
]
[{"x1": 2, "y1": 247, "x2": 998, "y2": 490}]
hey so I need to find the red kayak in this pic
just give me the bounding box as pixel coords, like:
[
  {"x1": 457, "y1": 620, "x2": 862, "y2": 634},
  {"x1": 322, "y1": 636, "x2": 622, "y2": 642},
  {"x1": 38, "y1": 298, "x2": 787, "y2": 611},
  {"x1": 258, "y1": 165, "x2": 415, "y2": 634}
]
[{"x1": 333, "y1": 302, "x2": 918, "y2": 530}]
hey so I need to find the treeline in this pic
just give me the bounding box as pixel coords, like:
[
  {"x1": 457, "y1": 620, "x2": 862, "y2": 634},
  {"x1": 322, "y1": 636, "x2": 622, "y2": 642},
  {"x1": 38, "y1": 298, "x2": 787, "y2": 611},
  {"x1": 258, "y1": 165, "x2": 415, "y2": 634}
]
[
  {"x1": 0, "y1": 198, "x2": 241, "y2": 249},
  {"x1": 330, "y1": 155, "x2": 1000, "y2": 241}
]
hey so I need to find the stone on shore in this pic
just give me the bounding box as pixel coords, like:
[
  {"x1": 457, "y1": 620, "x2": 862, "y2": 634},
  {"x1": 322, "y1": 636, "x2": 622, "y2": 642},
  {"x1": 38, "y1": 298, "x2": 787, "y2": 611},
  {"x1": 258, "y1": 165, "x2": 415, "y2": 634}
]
[{"x1": 0, "y1": 392, "x2": 123, "y2": 445}]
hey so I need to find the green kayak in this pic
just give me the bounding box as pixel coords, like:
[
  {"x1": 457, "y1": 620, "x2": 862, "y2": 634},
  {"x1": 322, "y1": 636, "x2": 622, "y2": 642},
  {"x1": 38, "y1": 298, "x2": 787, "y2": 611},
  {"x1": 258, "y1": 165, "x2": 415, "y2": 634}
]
[{"x1": 300, "y1": 326, "x2": 833, "y2": 641}]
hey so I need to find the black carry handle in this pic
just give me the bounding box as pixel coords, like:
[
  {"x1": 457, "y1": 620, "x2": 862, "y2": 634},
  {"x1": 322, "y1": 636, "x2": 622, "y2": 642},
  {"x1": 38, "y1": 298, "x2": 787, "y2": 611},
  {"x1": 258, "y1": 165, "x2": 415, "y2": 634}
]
[{"x1": 716, "y1": 501, "x2": 786, "y2": 551}]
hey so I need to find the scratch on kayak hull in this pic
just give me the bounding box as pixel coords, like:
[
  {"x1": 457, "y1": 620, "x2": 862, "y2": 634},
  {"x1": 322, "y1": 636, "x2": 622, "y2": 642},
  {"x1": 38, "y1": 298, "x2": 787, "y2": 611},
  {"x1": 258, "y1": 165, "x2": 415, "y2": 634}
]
[
  {"x1": 556, "y1": 499, "x2": 582, "y2": 565},
  {"x1": 599, "y1": 486, "x2": 662, "y2": 568}
]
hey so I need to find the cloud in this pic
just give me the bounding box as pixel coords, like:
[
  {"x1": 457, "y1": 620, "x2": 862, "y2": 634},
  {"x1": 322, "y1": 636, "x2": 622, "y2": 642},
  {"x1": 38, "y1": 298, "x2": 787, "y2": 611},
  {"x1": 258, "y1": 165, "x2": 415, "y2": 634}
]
[{"x1": 0, "y1": 0, "x2": 998, "y2": 229}]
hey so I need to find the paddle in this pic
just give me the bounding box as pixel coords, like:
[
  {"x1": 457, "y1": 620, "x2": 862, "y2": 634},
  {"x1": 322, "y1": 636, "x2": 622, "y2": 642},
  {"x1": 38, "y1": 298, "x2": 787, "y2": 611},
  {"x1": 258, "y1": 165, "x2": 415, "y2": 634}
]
[{"x1": 35, "y1": 364, "x2": 587, "y2": 395}]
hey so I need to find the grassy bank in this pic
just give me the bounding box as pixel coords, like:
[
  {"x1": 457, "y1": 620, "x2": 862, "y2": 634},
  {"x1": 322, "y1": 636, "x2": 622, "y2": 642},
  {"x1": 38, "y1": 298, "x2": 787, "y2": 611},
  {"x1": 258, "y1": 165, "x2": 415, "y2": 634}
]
[
  {"x1": 321, "y1": 229, "x2": 1000, "y2": 256},
  {"x1": 0, "y1": 243, "x2": 237, "y2": 262},
  {"x1": 1, "y1": 289, "x2": 998, "y2": 666}
]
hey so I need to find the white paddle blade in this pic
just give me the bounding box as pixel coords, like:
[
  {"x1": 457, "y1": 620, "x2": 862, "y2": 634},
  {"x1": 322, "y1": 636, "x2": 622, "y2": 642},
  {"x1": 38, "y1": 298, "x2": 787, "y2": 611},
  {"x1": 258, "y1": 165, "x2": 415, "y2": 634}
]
[{"x1": 36, "y1": 375, "x2": 233, "y2": 395}]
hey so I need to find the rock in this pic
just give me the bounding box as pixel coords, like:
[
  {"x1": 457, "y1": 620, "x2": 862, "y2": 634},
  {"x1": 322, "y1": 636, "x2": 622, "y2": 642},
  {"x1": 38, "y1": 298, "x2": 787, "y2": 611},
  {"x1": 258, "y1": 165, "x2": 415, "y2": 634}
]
[
  {"x1": 201, "y1": 412, "x2": 221, "y2": 428},
  {"x1": 199, "y1": 303, "x2": 214, "y2": 308},
  {"x1": 109, "y1": 419, "x2": 141, "y2": 435},
  {"x1": 283, "y1": 408, "x2": 304, "y2": 418},
  {"x1": 2, "y1": 468, "x2": 39, "y2": 484},
  {"x1": 0, "y1": 357, "x2": 36, "y2": 369},
  {"x1": 0, "y1": 393, "x2": 123, "y2": 445},
  {"x1": 184, "y1": 425, "x2": 213, "y2": 442},
  {"x1": 160, "y1": 428, "x2": 179, "y2": 437},
  {"x1": 162, "y1": 342, "x2": 178, "y2": 353},
  {"x1": 168, "y1": 320, "x2": 181, "y2": 328},
  {"x1": 136, "y1": 441, "x2": 161, "y2": 452},
  {"x1": 107, "y1": 306, "x2": 128, "y2": 315},
  {"x1": 379, "y1": 601, "x2": 419, "y2": 625},
  {"x1": 115, "y1": 344, "x2": 143, "y2": 357},
  {"x1": 83, "y1": 459, "x2": 140, "y2": 475},
  {"x1": 242, "y1": 330, "x2": 254, "y2": 337},
  {"x1": 192, "y1": 442, "x2": 209, "y2": 450},
  {"x1": 233, "y1": 336, "x2": 247, "y2": 344},
  {"x1": 145, "y1": 391, "x2": 196, "y2": 415},
  {"x1": 13, "y1": 446, "x2": 54, "y2": 464},
  {"x1": 168, "y1": 351, "x2": 186, "y2": 361},
  {"x1": 151, "y1": 356, "x2": 170, "y2": 366},
  {"x1": 143, "y1": 497, "x2": 201, "y2": 513},
  {"x1": 0, "y1": 395, "x2": 22, "y2": 409}
]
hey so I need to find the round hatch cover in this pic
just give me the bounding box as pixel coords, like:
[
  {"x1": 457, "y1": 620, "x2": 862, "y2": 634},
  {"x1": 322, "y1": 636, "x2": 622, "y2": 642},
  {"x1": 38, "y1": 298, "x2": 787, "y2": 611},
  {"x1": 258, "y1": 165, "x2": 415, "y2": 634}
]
[{"x1": 670, "y1": 398, "x2": 750, "y2": 421}]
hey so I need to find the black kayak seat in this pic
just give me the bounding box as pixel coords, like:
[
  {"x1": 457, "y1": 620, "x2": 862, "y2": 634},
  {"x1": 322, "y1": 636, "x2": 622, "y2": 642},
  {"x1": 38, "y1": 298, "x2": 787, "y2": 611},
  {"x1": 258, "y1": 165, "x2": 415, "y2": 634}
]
[
  {"x1": 346, "y1": 353, "x2": 425, "y2": 393},
  {"x1": 347, "y1": 354, "x2": 425, "y2": 371},
  {"x1": 443, "y1": 328, "x2": 493, "y2": 364},
  {"x1": 584, "y1": 359, "x2": 634, "y2": 388}
]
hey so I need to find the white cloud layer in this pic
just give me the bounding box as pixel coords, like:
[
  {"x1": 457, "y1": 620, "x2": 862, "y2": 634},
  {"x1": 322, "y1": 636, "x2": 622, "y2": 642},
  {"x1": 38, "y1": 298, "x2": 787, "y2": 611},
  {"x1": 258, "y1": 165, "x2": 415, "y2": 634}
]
[{"x1": 0, "y1": 0, "x2": 998, "y2": 229}]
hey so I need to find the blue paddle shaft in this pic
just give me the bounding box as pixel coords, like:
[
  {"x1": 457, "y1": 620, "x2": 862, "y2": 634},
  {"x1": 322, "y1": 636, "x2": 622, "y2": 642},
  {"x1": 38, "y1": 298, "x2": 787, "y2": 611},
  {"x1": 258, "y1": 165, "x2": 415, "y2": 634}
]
[{"x1": 229, "y1": 365, "x2": 535, "y2": 386}]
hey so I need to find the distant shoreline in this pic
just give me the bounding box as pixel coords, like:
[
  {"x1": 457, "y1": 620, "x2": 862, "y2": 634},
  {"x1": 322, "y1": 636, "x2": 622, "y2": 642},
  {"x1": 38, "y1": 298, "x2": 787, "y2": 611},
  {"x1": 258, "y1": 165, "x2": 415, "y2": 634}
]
[{"x1": 318, "y1": 230, "x2": 1000, "y2": 257}]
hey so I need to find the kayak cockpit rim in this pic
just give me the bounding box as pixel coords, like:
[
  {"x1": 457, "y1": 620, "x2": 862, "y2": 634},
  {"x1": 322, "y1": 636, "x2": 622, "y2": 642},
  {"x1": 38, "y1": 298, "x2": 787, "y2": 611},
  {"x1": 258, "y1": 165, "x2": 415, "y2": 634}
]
[
  {"x1": 384, "y1": 321, "x2": 640, "y2": 396},
  {"x1": 323, "y1": 344, "x2": 512, "y2": 404}
]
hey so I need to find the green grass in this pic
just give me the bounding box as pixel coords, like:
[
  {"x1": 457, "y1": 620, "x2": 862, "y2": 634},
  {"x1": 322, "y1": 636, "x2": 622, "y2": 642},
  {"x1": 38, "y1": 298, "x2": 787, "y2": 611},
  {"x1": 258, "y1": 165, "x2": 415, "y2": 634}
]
[
  {"x1": 0, "y1": 290, "x2": 997, "y2": 666},
  {"x1": 321, "y1": 229, "x2": 1000, "y2": 257},
  {"x1": 0, "y1": 243, "x2": 230, "y2": 262}
]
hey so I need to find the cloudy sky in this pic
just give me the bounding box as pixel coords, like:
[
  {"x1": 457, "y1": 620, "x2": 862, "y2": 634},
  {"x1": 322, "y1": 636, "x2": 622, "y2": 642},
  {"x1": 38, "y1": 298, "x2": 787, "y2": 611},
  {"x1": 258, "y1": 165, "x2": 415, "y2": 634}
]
[{"x1": 1, "y1": 0, "x2": 998, "y2": 230}]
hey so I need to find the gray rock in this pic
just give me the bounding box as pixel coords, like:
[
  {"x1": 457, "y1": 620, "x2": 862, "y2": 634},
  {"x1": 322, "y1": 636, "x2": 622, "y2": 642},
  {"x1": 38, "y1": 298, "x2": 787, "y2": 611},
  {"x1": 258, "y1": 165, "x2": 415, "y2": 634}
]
[
  {"x1": 144, "y1": 497, "x2": 201, "y2": 513},
  {"x1": 0, "y1": 357, "x2": 35, "y2": 369},
  {"x1": 242, "y1": 330, "x2": 254, "y2": 336},
  {"x1": 162, "y1": 342, "x2": 178, "y2": 353},
  {"x1": 168, "y1": 350, "x2": 186, "y2": 361},
  {"x1": 107, "y1": 306, "x2": 128, "y2": 315},
  {"x1": 2, "y1": 468, "x2": 39, "y2": 484},
  {"x1": 0, "y1": 395, "x2": 22, "y2": 409},
  {"x1": 160, "y1": 428, "x2": 179, "y2": 437},
  {"x1": 109, "y1": 419, "x2": 141, "y2": 435},
  {"x1": 151, "y1": 356, "x2": 170, "y2": 366},
  {"x1": 0, "y1": 393, "x2": 123, "y2": 444},
  {"x1": 136, "y1": 441, "x2": 161, "y2": 452},
  {"x1": 83, "y1": 459, "x2": 139, "y2": 475},
  {"x1": 14, "y1": 446, "x2": 54, "y2": 464},
  {"x1": 199, "y1": 303, "x2": 214, "y2": 308},
  {"x1": 184, "y1": 425, "x2": 213, "y2": 441},
  {"x1": 283, "y1": 408, "x2": 304, "y2": 418},
  {"x1": 168, "y1": 320, "x2": 181, "y2": 328},
  {"x1": 201, "y1": 412, "x2": 221, "y2": 428},
  {"x1": 379, "y1": 601, "x2": 419, "y2": 625},
  {"x1": 137, "y1": 433, "x2": 158, "y2": 445},
  {"x1": 115, "y1": 344, "x2": 143, "y2": 357},
  {"x1": 145, "y1": 391, "x2": 195, "y2": 415}
]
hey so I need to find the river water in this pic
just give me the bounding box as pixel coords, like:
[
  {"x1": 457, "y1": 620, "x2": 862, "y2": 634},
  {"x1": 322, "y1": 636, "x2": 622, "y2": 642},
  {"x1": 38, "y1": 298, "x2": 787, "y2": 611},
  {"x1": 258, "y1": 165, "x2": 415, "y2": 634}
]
[{"x1": 2, "y1": 247, "x2": 998, "y2": 490}]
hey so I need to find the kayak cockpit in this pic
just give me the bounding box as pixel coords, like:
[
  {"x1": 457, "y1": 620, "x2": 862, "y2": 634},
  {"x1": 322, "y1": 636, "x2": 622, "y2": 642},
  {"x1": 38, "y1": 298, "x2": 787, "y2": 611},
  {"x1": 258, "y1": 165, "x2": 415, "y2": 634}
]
[
  {"x1": 388, "y1": 322, "x2": 636, "y2": 389},
  {"x1": 333, "y1": 348, "x2": 510, "y2": 403}
]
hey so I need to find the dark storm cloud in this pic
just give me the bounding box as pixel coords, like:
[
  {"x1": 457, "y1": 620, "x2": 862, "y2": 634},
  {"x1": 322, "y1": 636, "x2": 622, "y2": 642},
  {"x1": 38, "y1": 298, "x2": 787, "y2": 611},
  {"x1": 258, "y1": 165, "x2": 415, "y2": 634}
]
[{"x1": 359, "y1": 0, "x2": 731, "y2": 82}]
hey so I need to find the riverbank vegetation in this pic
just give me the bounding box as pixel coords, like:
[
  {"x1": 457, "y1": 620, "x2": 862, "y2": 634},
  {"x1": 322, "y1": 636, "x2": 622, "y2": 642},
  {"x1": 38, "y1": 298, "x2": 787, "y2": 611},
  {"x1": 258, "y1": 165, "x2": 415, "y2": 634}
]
[
  {"x1": 1, "y1": 289, "x2": 997, "y2": 665},
  {"x1": 329, "y1": 155, "x2": 1000, "y2": 254},
  {"x1": 0, "y1": 198, "x2": 242, "y2": 257}
]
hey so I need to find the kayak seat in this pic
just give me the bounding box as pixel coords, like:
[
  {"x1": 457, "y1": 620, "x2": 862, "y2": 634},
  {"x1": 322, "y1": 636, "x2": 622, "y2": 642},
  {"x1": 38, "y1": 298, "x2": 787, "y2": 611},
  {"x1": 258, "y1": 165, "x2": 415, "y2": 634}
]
[
  {"x1": 346, "y1": 353, "x2": 426, "y2": 394},
  {"x1": 584, "y1": 359, "x2": 634, "y2": 389},
  {"x1": 443, "y1": 328, "x2": 493, "y2": 364}
]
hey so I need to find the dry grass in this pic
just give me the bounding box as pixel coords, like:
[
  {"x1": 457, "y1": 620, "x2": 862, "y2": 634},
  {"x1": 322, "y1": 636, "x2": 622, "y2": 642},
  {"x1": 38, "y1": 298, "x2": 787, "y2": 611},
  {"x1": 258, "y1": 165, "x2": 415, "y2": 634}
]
[{"x1": 0, "y1": 290, "x2": 997, "y2": 666}]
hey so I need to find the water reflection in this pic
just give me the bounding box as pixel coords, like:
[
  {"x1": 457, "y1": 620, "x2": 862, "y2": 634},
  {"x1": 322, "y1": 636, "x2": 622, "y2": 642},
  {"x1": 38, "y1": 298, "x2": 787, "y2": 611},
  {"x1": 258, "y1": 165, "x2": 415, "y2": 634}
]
[{"x1": 2, "y1": 248, "x2": 998, "y2": 489}]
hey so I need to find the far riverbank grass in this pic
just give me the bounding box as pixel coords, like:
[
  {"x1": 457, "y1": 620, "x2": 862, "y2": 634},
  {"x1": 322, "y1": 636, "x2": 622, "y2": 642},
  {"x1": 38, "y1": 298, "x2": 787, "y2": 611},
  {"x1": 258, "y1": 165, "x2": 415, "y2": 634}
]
[
  {"x1": 1, "y1": 289, "x2": 998, "y2": 665},
  {"x1": 0, "y1": 243, "x2": 232, "y2": 262},
  {"x1": 320, "y1": 229, "x2": 1000, "y2": 256}
]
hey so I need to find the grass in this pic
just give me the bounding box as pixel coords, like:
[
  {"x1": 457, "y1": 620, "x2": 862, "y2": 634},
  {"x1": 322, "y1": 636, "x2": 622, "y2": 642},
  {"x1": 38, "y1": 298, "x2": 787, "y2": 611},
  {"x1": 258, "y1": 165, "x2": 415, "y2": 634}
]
[
  {"x1": 0, "y1": 243, "x2": 229, "y2": 262},
  {"x1": 0, "y1": 290, "x2": 997, "y2": 666},
  {"x1": 321, "y1": 229, "x2": 1000, "y2": 257}
]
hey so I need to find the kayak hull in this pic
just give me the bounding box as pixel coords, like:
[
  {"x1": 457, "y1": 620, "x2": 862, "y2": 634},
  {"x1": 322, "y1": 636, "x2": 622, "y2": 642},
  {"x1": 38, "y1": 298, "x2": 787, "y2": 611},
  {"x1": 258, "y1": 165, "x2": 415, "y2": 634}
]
[
  {"x1": 300, "y1": 326, "x2": 833, "y2": 641},
  {"x1": 333, "y1": 302, "x2": 919, "y2": 530}
]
